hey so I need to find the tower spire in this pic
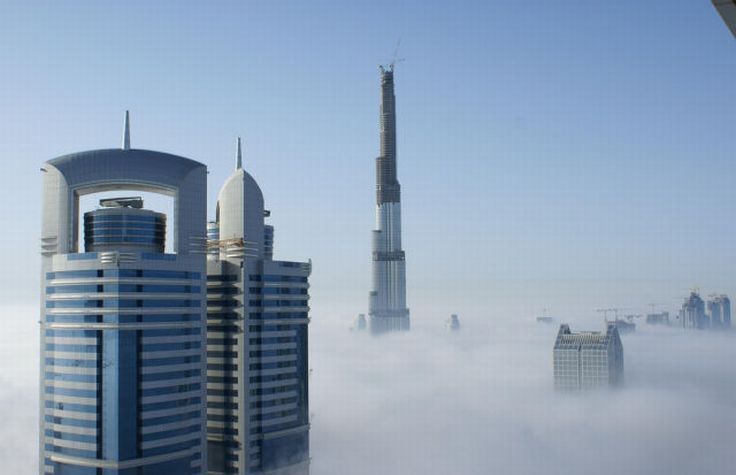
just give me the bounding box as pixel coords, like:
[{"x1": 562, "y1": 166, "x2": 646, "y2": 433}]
[
  {"x1": 122, "y1": 110, "x2": 130, "y2": 150},
  {"x1": 236, "y1": 136, "x2": 242, "y2": 169}
]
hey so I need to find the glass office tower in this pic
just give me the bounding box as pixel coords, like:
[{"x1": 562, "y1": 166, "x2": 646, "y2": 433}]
[
  {"x1": 40, "y1": 137, "x2": 208, "y2": 474},
  {"x1": 680, "y1": 291, "x2": 707, "y2": 329},
  {"x1": 206, "y1": 139, "x2": 311, "y2": 475},
  {"x1": 707, "y1": 294, "x2": 731, "y2": 330}
]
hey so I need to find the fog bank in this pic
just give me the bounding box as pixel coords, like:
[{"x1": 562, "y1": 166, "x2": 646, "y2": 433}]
[
  {"x1": 3, "y1": 307, "x2": 735, "y2": 474},
  {"x1": 310, "y1": 315, "x2": 736, "y2": 475}
]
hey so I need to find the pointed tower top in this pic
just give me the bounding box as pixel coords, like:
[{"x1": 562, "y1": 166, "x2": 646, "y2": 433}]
[
  {"x1": 236, "y1": 136, "x2": 243, "y2": 170},
  {"x1": 122, "y1": 110, "x2": 131, "y2": 150}
]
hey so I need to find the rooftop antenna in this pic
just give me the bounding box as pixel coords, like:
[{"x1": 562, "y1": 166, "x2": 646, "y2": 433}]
[
  {"x1": 236, "y1": 136, "x2": 243, "y2": 170},
  {"x1": 122, "y1": 110, "x2": 131, "y2": 150}
]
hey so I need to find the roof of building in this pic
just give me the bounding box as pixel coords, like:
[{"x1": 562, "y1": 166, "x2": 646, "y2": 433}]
[
  {"x1": 45, "y1": 112, "x2": 205, "y2": 184},
  {"x1": 218, "y1": 136, "x2": 263, "y2": 206},
  {"x1": 48, "y1": 148, "x2": 204, "y2": 179},
  {"x1": 554, "y1": 323, "x2": 622, "y2": 350}
]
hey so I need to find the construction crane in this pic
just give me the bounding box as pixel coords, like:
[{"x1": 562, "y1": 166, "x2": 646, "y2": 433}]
[
  {"x1": 597, "y1": 307, "x2": 638, "y2": 333},
  {"x1": 388, "y1": 38, "x2": 405, "y2": 70},
  {"x1": 206, "y1": 237, "x2": 246, "y2": 251},
  {"x1": 597, "y1": 307, "x2": 640, "y2": 322},
  {"x1": 596, "y1": 308, "x2": 621, "y2": 322},
  {"x1": 206, "y1": 237, "x2": 261, "y2": 259}
]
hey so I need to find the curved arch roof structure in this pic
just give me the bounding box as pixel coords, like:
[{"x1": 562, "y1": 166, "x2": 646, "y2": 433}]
[{"x1": 42, "y1": 148, "x2": 207, "y2": 255}]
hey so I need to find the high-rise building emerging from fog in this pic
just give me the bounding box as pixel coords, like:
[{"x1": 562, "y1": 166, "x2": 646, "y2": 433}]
[
  {"x1": 39, "y1": 114, "x2": 208, "y2": 474},
  {"x1": 680, "y1": 291, "x2": 708, "y2": 329},
  {"x1": 720, "y1": 295, "x2": 731, "y2": 328},
  {"x1": 206, "y1": 139, "x2": 311, "y2": 475},
  {"x1": 553, "y1": 324, "x2": 624, "y2": 390},
  {"x1": 369, "y1": 66, "x2": 410, "y2": 334},
  {"x1": 707, "y1": 294, "x2": 731, "y2": 330},
  {"x1": 646, "y1": 312, "x2": 670, "y2": 326}
]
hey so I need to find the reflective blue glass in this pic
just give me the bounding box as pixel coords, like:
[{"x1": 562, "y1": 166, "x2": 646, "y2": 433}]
[
  {"x1": 141, "y1": 424, "x2": 200, "y2": 442},
  {"x1": 141, "y1": 397, "x2": 201, "y2": 412},
  {"x1": 47, "y1": 285, "x2": 101, "y2": 293},
  {"x1": 45, "y1": 401, "x2": 98, "y2": 413},
  {"x1": 141, "y1": 369, "x2": 200, "y2": 382},
  {"x1": 141, "y1": 440, "x2": 198, "y2": 457},
  {"x1": 141, "y1": 384, "x2": 201, "y2": 397},
  {"x1": 45, "y1": 358, "x2": 98, "y2": 368},
  {"x1": 45, "y1": 387, "x2": 98, "y2": 398},
  {"x1": 47, "y1": 270, "x2": 101, "y2": 279},
  {"x1": 45, "y1": 415, "x2": 98, "y2": 428},
  {"x1": 141, "y1": 410, "x2": 200, "y2": 427},
  {"x1": 141, "y1": 356, "x2": 200, "y2": 367},
  {"x1": 45, "y1": 372, "x2": 98, "y2": 383}
]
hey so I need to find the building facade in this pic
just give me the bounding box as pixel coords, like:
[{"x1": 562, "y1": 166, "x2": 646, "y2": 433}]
[
  {"x1": 553, "y1": 324, "x2": 624, "y2": 390},
  {"x1": 680, "y1": 291, "x2": 708, "y2": 329},
  {"x1": 645, "y1": 311, "x2": 670, "y2": 325},
  {"x1": 446, "y1": 314, "x2": 460, "y2": 331},
  {"x1": 707, "y1": 294, "x2": 731, "y2": 330},
  {"x1": 206, "y1": 139, "x2": 311, "y2": 475},
  {"x1": 721, "y1": 295, "x2": 731, "y2": 328},
  {"x1": 368, "y1": 66, "x2": 410, "y2": 334},
  {"x1": 40, "y1": 124, "x2": 208, "y2": 474},
  {"x1": 353, "y1": 314, "x2": 367, "y2": 331}
]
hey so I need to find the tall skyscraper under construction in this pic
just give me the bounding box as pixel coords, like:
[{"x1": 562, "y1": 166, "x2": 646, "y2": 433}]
[
  {"x1": 206, "y1": 139, "x2": 311, "y2": 474},
  {"x1": 369, "y1": 66, "x2": 410, "y2": 334}
]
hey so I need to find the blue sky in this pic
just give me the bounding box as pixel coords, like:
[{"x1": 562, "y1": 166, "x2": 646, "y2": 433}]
[{"x1": 2, "y1": 1, "x2": 735, "y2": 323}]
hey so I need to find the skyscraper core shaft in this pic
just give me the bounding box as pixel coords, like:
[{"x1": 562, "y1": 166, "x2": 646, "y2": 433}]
[{"x1": 369, "y1": 66, "x2": 410, "y2": 334}]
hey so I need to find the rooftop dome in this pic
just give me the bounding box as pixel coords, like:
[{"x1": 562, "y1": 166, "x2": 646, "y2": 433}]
[{"x1": 216, "y1": 138, "x2": 265, "y2": 259}]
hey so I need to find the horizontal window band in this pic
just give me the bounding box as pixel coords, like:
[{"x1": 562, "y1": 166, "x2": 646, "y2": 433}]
[{"x1": 46, "y1": 322, "x2": 202, "y2": 330}]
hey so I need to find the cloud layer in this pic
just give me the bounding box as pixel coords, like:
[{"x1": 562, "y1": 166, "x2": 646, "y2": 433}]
[
  {"x1": 0, "y1": 306, "x2": 40, "y2": 474},
  {"x1": 309, "y1": 316, "x2": 736, "y2": 475},
  {"x1": 3, "y1": 307, "x2": 735, "y2": 474}
]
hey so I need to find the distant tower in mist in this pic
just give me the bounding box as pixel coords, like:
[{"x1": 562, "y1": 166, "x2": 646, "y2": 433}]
[
  {"x1": 680, "y1": 291, "x2": 708, "y2": 329},
  {"x1": 368, "y1": 65, "x2": 410, "y2": 335},
  {"x1": 354, "y1": 314, "x2": 367, "y2": 331},
  {"x1": 721, "y1": 295, "x2": 731, "y2": 328},
  {"x1": 707, "y1": 294, "x2": 731, "y2": 330},
  {"x1": 446, "y1": 314, "x2": 460, "y2": 331}
]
